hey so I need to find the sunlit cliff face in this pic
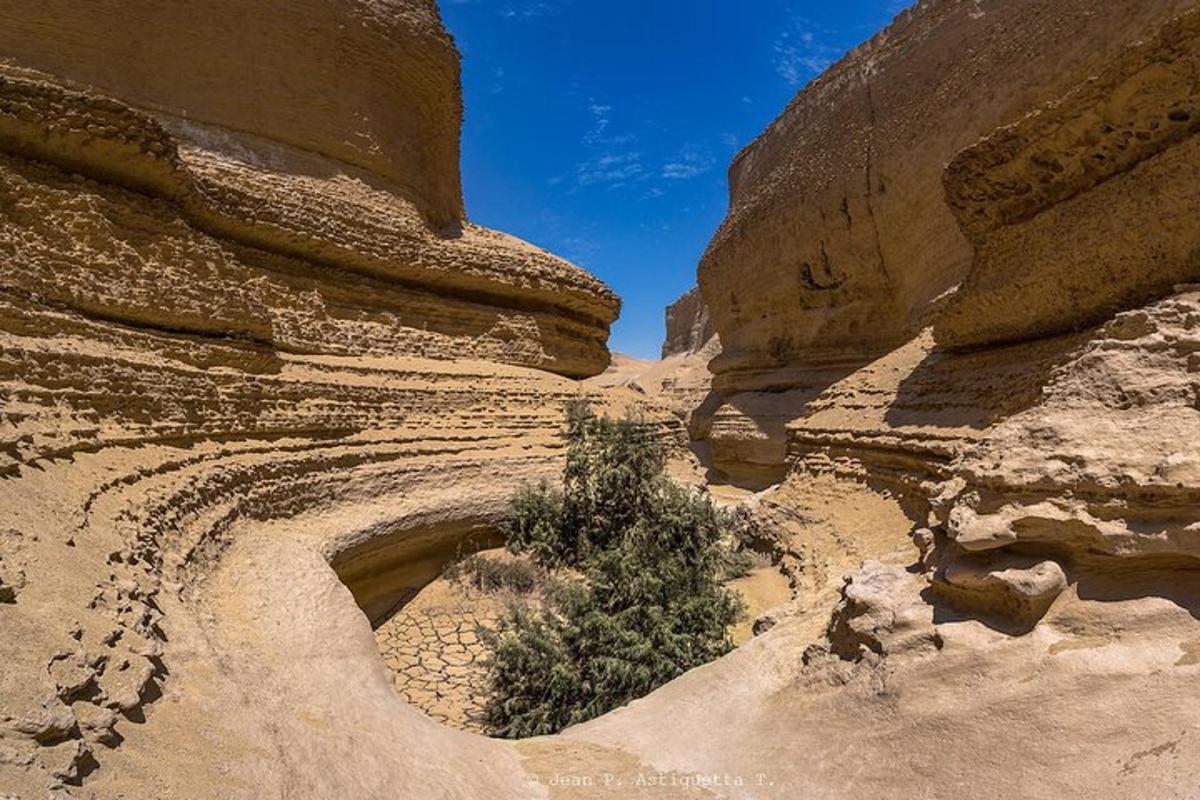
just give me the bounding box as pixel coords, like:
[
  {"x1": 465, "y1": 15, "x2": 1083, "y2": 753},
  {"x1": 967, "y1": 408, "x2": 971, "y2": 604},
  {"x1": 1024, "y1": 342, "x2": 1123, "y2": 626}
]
[{"x1": 0, "y1": 0, "x2": 467, "y2": 226}]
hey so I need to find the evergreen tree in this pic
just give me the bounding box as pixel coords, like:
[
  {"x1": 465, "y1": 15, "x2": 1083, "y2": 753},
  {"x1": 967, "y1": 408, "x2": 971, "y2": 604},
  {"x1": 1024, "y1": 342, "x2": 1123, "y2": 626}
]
[{"x1": 486, "y1": 401, "x2": 744, "y2": 738}]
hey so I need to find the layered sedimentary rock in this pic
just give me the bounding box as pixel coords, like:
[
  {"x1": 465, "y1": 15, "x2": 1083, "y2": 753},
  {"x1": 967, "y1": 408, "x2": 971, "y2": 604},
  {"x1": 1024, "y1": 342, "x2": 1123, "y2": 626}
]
[
  {"x1": 622, "y1": 3, "x2": 1200, "y2": 796},
  {"x1": 699, "y1": 0, "x2": 1195, "y2": 395},
  {"x1": 587, "y1": 288, "x2": 720, "y2": 434},
  {"x1": 0, "y1": 28, "x2": 617, "y2": 379},
  {"x1": 937, "y1": 9, "x2": 1200, "y2": 348},
  {"x1": 587, "y1": 342, "x2": 720, "y2": 437},
  {"x1": 696, "y1": 0, "x2": 1199, "y2": 487},
  {"x1": 695, "y1": 3, "x2": 1200, "y2": 587},
  {"x1": 0, "y1": 0, "x2": 466, "y2": 227},
  {"x1": 5, "y1": 0, "x2": 1200, "y2": 797},
  {"x1": 0, "y1": 2, "x2": 666, "y2": 797},
  {"x1": 661, "y1": 286, "x2": 716, "y2": 358}
]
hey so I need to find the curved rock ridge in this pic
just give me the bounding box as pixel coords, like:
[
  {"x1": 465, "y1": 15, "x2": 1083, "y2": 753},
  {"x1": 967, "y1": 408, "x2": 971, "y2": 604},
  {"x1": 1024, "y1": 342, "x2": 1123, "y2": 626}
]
[
  {"x1": 5, "y1": 0, "x2": 1200, "y2": 797},
  {"x1": 698, "y1": 0, "x2": 1196, "y2": 395},
  {"x1": 0, "y1": 127, "x2": 678, "y2": 795},
  {"x1": 936, "y1": 7, "x2": 1200, "y2": 348},
  {"x1": 0, "y1": 294, "x2": 681, "y2": 795},
  {"x1": 0, "y1": 2, "x2": 662, "y2": 794},
  {"x1": 0, "y1": 64, "x2": 617, "y2": 379},
  {"x1": 0, "y1": 0, "x2": 465, "y2": 227}
]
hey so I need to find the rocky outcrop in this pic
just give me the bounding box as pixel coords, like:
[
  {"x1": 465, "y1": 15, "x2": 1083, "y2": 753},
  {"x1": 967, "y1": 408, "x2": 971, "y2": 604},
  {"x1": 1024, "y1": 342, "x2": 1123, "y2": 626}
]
[
  {"x1": 0, "y1": 23, "x2": 617, "y2": 379},
  {"x1": 588, "y1": 285, "x2": 721, "y2": 430},
  {"x1": 4, "y1": 0, "x2": 1200, "y2": 797},
  {"x1": 661, "y1": 286, "x2": 716, "y2": 358},
  {"x1": 936, "y1": 9, "x2": 1200, "y2": 348},
  {"x1": 0, "y1": 2, "x2": 663, "y2": 797},
  {"x1": 718, "y1": 7, "x2": 1200, "y2": 597},
  {"x1": 699, "y1": 0, "x2": 1196, "y2": 396},
  {"x1": 620, "y1": 3, "x2": 1200, "y2": 796},
  {"x1": 695, "y1": 0, "x2": 1200, "y2": 486},
  {"x1": 0, "y1": 0, "x2": 466, "y2": 228}
]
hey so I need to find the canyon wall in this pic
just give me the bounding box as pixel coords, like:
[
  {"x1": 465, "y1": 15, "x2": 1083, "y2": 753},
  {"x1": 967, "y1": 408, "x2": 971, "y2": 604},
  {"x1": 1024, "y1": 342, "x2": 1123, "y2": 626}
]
[
  {"x1": 661, "y1": 286, "x2": 716, "y2": 358},
  {"x1": 4, "y1": 0, "x2": 1200, "y2": 798},
  {"x1": 0, "y1": 1, "x2": 618, "y2": 380},
  {"x1": 0, "y1": 3, "x2": 681, "y2": 797},
  {"x1": 0, "y1": 0, "x2": 467, "y2": 227},
  {"x1": 697, "y1": 0, "x2": 1199, "y2": 485},
  {"x1": 589, "y1": 285, "x2": 719, "y2": 431},
  {"x1": 635, "y1": 4, "x2": 1200, "y2": 794}
]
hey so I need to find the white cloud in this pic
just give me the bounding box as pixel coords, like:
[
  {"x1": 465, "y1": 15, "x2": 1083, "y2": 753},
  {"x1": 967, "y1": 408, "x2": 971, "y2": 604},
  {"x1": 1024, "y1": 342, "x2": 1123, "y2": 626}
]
[
  {"x1": 566, "y1": 99, "x2": 647, "y2": 190},
  {"x1": 500, "y1": 1, "x2": 554, "y2": 19},
  {"x1": 583, "y1": 103, "x2": 612, "y2": 144},
  {"x1": 447, "y1": 0, "x2": 558, "y2": 19},
  {"x1": 773, "y1": 17, "x2": 843, "y2": 87},
  {"x1": 576, "y1": 151, "x2": 644, "y2": 187},
  {"x1": 662, "y1": 144, "x2": 714, "y2": 180}
]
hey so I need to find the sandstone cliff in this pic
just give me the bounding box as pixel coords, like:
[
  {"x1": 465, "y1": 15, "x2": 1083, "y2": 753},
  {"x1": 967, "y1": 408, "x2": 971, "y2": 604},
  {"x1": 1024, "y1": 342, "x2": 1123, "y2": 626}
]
[
  {"x1": 583, "y1": 287, "x2": 720, "y2": 436},
  {"x1": 0, "y1": 1, "x2": 618, "y2": 380},
  {"x1": 661, "y1": 286, "x2": 716, "y2": 358},
  {"x1": 640, "y1": 3, "x2": 1200, "y2": 796},
  {"x1": 696, "y1": 0, "x2": 1199, "y2": 486},
  {"x1": 0, "y1": 3, "x2": 677, "y2": 797},
  {"x1": 699, "y1": 0, "x2": 1196, "y2": 394},
  {"x1": 4, "y1": 0, "x2": 1200, "y2": 798}
]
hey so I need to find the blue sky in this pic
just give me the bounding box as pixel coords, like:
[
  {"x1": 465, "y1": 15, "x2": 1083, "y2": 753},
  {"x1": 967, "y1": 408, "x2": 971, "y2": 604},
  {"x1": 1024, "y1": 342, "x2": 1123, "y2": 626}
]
[{"x1": 442, "y1": 0, "x2": 911, "y2": 358}]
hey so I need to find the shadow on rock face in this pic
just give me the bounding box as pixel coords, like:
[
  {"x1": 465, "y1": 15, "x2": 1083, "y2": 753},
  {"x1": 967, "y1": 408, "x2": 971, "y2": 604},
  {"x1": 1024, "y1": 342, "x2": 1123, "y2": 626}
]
[{"x1": 884, "y1": 330, "x2": 1091, "y2": 432}]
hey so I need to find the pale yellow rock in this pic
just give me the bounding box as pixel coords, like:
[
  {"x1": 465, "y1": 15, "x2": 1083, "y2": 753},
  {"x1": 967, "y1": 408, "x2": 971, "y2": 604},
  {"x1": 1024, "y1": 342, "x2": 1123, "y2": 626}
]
[{"x1": 4, "y1": 0, "x2": 1200, "y2": 798}]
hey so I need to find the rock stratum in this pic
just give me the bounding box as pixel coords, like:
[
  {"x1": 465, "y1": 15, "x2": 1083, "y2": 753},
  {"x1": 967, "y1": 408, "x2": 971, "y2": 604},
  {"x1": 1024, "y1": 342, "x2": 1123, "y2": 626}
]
[
  {"x1": 3, "y1": 0, "x2": 1200, "y2": 798},
  {"x1": 0, "y1": 1, "x2": 657, "y2": 796},
  {"x1": 678, "y1": 1, "x2": 1200, "y2": 796},
  {"x1": 661, "y1": 286, "x2": 716, "y2": 358}
]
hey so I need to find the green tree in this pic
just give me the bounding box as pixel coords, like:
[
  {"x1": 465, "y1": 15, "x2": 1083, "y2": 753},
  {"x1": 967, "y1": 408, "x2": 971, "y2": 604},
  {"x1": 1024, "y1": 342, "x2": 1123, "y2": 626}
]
[{"x1": 486, "y1": 401, "x2": 744, "y2": 738}]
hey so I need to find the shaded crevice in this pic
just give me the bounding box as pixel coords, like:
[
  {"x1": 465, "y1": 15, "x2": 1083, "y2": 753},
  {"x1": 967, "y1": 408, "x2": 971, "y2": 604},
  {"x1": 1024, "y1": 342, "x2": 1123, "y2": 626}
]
[{"x1": 862, "y1": 73, "x2": 893, "y2": 285}]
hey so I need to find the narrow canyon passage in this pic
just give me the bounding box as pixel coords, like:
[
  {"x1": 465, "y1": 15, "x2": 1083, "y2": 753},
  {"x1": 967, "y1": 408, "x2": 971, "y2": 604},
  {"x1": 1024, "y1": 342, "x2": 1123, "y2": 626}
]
[{"x1": 3, "y1": 0, "x2": 1200, "y2": 797}]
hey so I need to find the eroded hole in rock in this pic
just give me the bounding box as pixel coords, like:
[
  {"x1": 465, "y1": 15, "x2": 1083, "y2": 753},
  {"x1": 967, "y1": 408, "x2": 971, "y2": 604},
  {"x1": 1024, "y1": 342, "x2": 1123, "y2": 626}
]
[
  {"x1": 356, "y1": 540, "x2": 791, "y2": 736},
  {"x1": 331, "y1": 522, "x2": 505, "y2": 629},
  {"x1": 371, "y1": 545, "x2": 547, "y2": 734}
]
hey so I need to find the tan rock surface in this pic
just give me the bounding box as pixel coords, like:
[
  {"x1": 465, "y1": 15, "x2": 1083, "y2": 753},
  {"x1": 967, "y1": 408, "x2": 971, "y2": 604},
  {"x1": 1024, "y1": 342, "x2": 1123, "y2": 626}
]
[
  {"x1": 586, "y1": 342, "x2": 719, "y2": 435},
  {"x1": 937, "y1": 9, "x2": 1200, "y2": 348},
  {"x1": 0, "y1": 62, "x2": 617, "y2": 379},
  {"x1": 661, "y1": 286, "x2": 716, "y2": 358},
  {"x1": 0, "y1": 2, "x2": 660, "y2": 796},
  {"x1": 606, "y1": 2, "x2": 1200, "y2": 798},
  {"x1": 4, "y1": 0, "x2": 1200, "y2": 798},
  {"x1": 699, "y1": 0, "x2": 1195, "y2": 395},
  {"x1": 0, "y1": 0, "x2": 466, "y2": 227}
]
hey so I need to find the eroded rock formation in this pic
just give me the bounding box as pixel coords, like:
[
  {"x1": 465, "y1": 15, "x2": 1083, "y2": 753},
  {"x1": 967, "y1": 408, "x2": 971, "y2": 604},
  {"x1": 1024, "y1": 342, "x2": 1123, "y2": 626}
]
[
  {"x1": 0, "y1": 6, "x2": 618, "y2": 380},
  {"x1": 936, "y1": 8, "x2": 1200, "y2": 348},
  {"x1": 655, "y1": 2, "x2": 1200, "y2": 795},
  {"x1": 661, "y1": 286, "x2": 716, "y2": 358},
  {"x1": 4, "y1": 0, "x2": 1200, "y2": 797},
  {"x1": 0, "y1": 2, "x2": 670, "y2": 797},
  {"x1": 696, "y1": 0, "x2": 1199, "y2": 484}
]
